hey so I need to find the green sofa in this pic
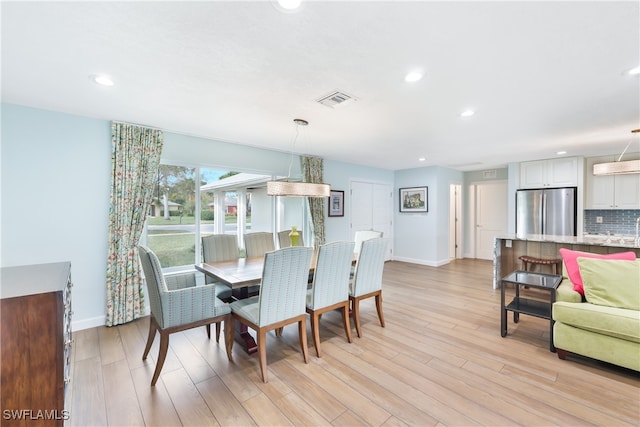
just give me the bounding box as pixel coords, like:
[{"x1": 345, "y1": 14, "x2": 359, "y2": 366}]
[{"x1": 552, "y1": 258, "x2": 640, "y2": 372}]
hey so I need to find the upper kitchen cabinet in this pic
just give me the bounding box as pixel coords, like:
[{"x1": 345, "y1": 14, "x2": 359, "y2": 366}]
[
  {"x1": 586, "y1": 155, "x2": 640, "y2": 209},
  {"x1": 520, "y1": 157, "x2": 579, "y2": 189}
]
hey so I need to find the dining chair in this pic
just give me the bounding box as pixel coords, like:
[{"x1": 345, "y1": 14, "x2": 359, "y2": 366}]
[
  {"x1": 278, "y1": 229, "x2": 304, "y2": 248},
  {"x1": 349, "y1": 237, "x2": 388, "y2": 338},
  {"x1": 138, "y1": 246, "x2": 233, "y2": 386},
  {"x1": 244, "y1": 231, "x2": 276, "y2": 258},
  {"x1": 201, "y1": 234, "x2": 237, "y2": 341},
  {"x1": 353, "y1": 230, "x2": 383, "y2": 255},
  {"x1": 202, "y1": 234, "x2": 236, "y2": 300},
  {"x1": 229, "y1": 246, "x2": 313, "y2": 382},
  {"x1": 306, "y1": 241, "x2": 355, "y2": 357}
]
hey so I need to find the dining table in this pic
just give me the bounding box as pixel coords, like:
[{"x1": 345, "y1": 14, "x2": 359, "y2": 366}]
[{"x1": 195, "y1": 253, "x2": 323, "y2": 354}]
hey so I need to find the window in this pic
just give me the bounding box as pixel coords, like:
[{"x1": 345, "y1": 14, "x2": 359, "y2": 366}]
[{"x1": 144, "y1": 164, "x2": 282, "y2": 271}]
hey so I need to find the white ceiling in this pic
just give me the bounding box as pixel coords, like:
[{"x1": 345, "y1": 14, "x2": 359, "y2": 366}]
[{"x1": 2, "y1": 1, "x2": 639, "y2": 171}]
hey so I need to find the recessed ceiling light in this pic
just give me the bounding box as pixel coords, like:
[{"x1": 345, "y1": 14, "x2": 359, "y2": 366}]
[
  {"x1": 418, "y1": 157, "x2": 426, "y2": 162},
  {"x1": 405, "y1": 71, "x2": 423, "y2": 83},
  {"x1": 627, "y1": 66, "x2": 640, "y2": 75},
  {"x1": 276, "y1": 0, "x2": 302, "y2": 11},
  {"x1": 91, "y1": 74, "x2": 114, "y2": 87},
  {"x1": 556, "y1": 151, "x2": 567, "y2": 155},
  {"x1": 460, "y1": 110, "x2": 475, "y2": 118}
]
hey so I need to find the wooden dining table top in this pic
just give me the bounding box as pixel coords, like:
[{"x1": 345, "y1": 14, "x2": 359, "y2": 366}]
[
  {"x1": 195, "y1": 252, "x2": 324, "y2": 289},
  {"x1": 195, "y1": 250, "x2": 354, "y2": 290}
]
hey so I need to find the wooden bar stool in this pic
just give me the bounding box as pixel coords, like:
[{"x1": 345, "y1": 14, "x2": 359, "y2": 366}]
[{"x1": 519, "y1": 255, "x2": 562, "y2": 275}]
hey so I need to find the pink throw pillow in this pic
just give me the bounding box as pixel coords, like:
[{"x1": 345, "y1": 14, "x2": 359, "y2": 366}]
[{"x1": 559, "y1": 248, "x2": 636, "y2": 295}]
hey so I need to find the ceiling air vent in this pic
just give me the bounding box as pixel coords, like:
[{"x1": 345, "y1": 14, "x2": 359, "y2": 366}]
[{"x1": 315, "y1": 90, "x2": 356, "y2": 108}]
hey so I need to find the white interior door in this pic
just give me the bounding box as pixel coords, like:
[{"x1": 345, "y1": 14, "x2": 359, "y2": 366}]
[
  {"x1": 350, "y1": 180, "x2": 393, "y2": 259},
  {"x1": 475, "y1": 181, "x2": 508, "y2": 260}
]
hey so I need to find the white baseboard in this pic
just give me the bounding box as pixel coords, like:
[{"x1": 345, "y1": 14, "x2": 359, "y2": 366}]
[
  {"x1": 391, "y1": 256, "x2": 450, "y2": 267},
  {"x1": 71, "y1": 315, "x2": 104, "y2": 332},
  {"x1": 71, "y1": 305, "x2": 151, "y2": 332}
]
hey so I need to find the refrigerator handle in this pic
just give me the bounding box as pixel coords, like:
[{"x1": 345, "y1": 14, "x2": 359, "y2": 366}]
[{"x1": 541, "y1": 192, "x2": 547, "y2": 234}]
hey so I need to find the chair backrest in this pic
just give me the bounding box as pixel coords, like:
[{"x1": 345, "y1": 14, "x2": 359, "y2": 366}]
[
  {"x1": 256, "y1": 246, "x2": 313, "y2": 326},
  {"x1": 138, "y1": 245, "x2": 167, "y2": 326},
  {"x1": 244, "y1": 232, "x2": 276, "y2": 258},
  {"x1": 308, "y1": 241, "x2": 355, "y2": 309},
  {"x1": 354, "y1": 230, "x2": 383, "y2": 255},
  {"x1": 202, "y1": 234, "x2": 240, "y2": 284},
  {"x1": 278, "y1": 229, "x2": 304, "y2": 248},
  {"x1": 202, "y1": 234, "x2": 239, "y2": 262},
  {"x1": 351, "y1": 238, "x2": 387, "y2": 297}
]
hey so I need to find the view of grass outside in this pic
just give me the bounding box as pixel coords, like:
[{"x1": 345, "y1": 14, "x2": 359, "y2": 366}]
[
  {"x1": 147, "y1": 231, "x2": 196, "y2": 267},
  {"x1": 146, "y1": 165, "x2": 249, "y2": 268},
  {"x1": 147, "y1": 215, "x2": 250, "y2": 266}
]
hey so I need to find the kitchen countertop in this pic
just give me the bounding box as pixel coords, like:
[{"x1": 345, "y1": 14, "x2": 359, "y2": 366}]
[{"x1": 495, "y1": 234, "x2": 640, "y2": 249}]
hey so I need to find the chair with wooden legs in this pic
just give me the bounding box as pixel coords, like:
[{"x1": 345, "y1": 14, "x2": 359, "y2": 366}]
[
  {"x1": 306, "y1": 241, "x2": 355, "y2": 357},
  {"x1": 244, "y1": 231, "x2": 276, "y2": 258},
  {"x1": 138, "y1": 245, "x2": 233, "y2": 386},
  {"x1": 230, "y1": 246, "x2": 313, "y2": 382},
  {"x1": 353, "y1": 230, "x2": 383, "y2": 255},
  {"x1": 202, "y1": 234, "x2": 237, "y2": 300},
  {"x1": 349, "y1": 237, "x2": 388, "y2": 338},
  {"x1": 202, "y1": 234, "x2": 238, "y2": 340},
  {"x1": 278, "y1": 229, "x2": 305, "y2": 248}
]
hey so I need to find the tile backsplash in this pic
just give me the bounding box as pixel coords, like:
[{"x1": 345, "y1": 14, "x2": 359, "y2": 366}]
[{"x1": 584, "y1": 210, "x2": 640, "y2": 235}]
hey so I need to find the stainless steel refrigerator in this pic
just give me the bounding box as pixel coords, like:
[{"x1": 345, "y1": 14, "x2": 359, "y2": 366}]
[{"x1": 516, "y1": 187, "x2": 577, "y2": 236}]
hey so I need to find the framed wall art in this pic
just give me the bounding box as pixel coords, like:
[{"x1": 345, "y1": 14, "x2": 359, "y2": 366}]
[
  {"x1": 328, "y1": 190, "x2": 344, "y2": 217},
  {"x1": 399, "y1": 186, "x2": 428, "y2": 212}
]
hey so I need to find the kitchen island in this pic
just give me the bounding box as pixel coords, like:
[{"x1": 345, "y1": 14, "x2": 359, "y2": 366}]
[{"x1": 493, "y1": 234, "x2": 640, "y2": 289}]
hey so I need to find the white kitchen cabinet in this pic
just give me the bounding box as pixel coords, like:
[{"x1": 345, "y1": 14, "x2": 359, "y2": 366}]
[
  {"x1": 586, "y1": 155, "x2": 640, "y2": 209},
  {"x1": 520, "y1": 157, "x2": 578, "y2": 188}
]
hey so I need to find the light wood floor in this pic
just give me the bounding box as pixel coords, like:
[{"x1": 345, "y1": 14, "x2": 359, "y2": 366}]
[{"x1": 66, "y1": 259, "x2": 639, "y2": 426}]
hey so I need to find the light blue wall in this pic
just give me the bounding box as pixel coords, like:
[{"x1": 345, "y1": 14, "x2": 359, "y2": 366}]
[
  {"x1": 394, "y1": 166, "x2": 464, "y2": 266},
  {"x1": 1, "y1": 104, "x2": 112, "y2": 328},
  {"x1": 163, "y1": 131, "x2": 296, "y2": 176},
  {"x1": 1, "y1": 104, "x2": 396, "y2": 329}
]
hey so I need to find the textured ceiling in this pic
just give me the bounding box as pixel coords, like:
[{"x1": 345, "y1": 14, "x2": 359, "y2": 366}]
[{"x1": 2, "y1": 1, "x2": 639, "y2": 171}]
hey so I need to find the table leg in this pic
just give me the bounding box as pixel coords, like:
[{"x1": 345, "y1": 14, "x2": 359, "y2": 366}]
[
  {"x1": 549, "y1": 289, "x2": 556, "y2": 353},
  {"x1": 513, "y1": 283, "x2": 520, "y2": 323},
  {"x1": 500, "y1": 280, "x2": 507, "y2": 337},
  {"x1": 232, "y1": 288, "x2": 258, "y2": 354}
]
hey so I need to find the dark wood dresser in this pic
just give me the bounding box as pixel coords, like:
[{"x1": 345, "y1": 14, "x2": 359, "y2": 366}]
[{"x1": 1, "y1": 262, "x2": 72, "y2": 426}]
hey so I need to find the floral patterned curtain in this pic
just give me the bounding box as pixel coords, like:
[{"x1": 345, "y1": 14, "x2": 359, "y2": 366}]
[
  {"x1": 106, "y1": 122, "x2": 163, "y2": 326},
  {"x1": 301, "y1": 156, "x2": 326, "y2": 247}
]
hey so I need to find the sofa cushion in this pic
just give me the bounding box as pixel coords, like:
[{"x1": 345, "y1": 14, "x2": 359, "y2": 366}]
[
  {"x1": 553, "y1": 301, "x2": 640, "y2": 343},
  {"x1": 578, "y1": 258, "x2": 640, "y2": 311},
  {"x1": 559, "y1": 248, "x2": 636, "y2": 295},
  {"x1": 555, "y1": 281, "x2": 583, "y2": 303}
]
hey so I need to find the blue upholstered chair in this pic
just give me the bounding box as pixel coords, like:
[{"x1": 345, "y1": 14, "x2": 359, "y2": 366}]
[
  {"x1": 306, "y1": 241, "x2": 355, "y2": 357},
  {"x1": 230, "y1": 246, "x2": 313, "y2": 383},
  {"x1": 201, "y1": 234, "x2": 236, "y2": 300},
  {"x1": 353, "y1": 230, "x2": 383, "y2": 255},
  {"x1": 244, "y1": 232, "x2": 276, "y2": 258},
  {"x1": 278, "y1": 229, "x2": 304, "y2": 248},
  {"x1": 349, "y1": 237, "x2": 388, "y2": 338},
  {"x1": 138, "y1": 246, "x2": 233, "y2": 386}
]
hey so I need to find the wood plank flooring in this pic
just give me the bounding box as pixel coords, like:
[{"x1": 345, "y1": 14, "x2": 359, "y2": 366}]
[{"x1": 66, "y1": 259, "x2": 639, "y2": 426}]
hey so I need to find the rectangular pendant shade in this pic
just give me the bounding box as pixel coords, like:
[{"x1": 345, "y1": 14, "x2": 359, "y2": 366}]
[
  {"x1": 267, "y1": 181, "x2": 331, "y2": 197},
  {"x1": 593, "y1": 159, "x2": 640, "y2": 175}
]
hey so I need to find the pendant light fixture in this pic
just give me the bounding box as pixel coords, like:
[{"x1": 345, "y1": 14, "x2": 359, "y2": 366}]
[
  {"x1": 593, "y1": 129, "x2": 640, "y2": 175},
  {"x1": 267, "y1": 119, "x2": 331, "y2": 197}
]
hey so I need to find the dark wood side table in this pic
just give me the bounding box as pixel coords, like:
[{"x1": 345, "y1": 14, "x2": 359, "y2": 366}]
[{"x1": 501, "y1": 270, "x2": 562, "y2": 352}]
